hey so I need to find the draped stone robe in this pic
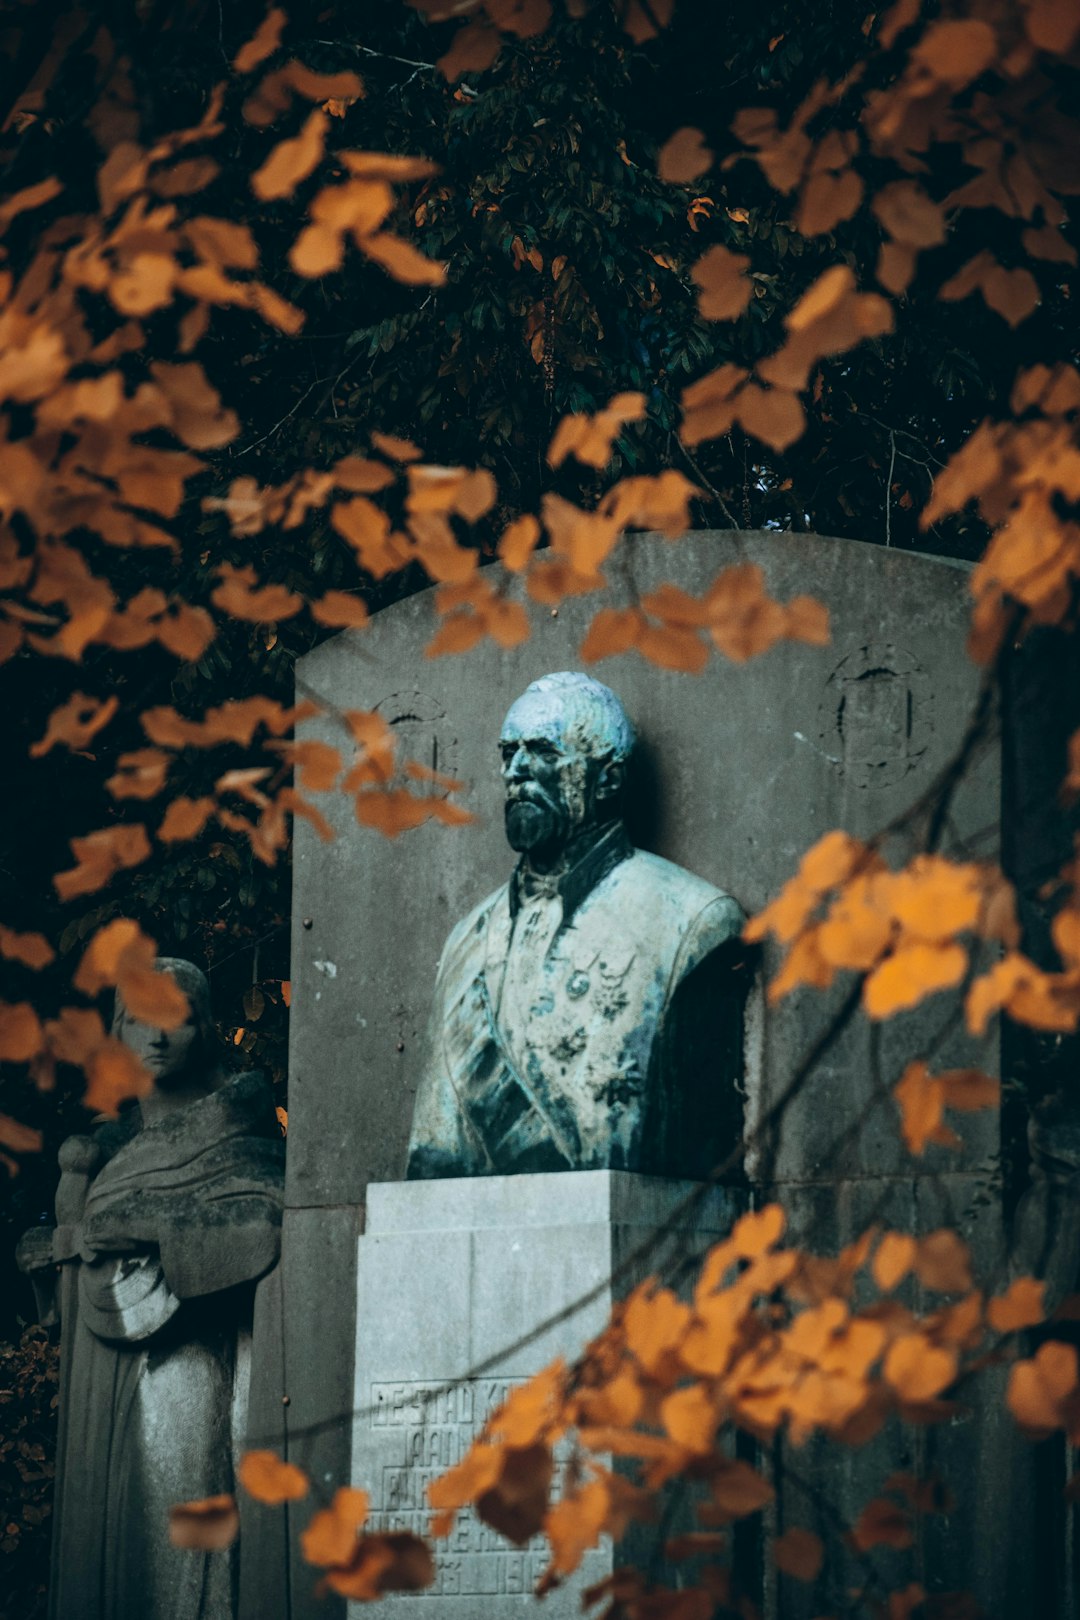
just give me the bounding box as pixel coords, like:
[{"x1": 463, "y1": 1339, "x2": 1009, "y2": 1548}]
[
  {"x1": 407, "y1": 825, "x2": 749, "y2": 1181},
  {"x1": 18, "y1": 1072, "x2": 284, "y2": 1620}
]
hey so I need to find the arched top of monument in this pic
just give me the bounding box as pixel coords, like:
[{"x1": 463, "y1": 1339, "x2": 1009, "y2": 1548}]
[{"x1": 297, "y1": 530, "x2": 971, "y2": 688}]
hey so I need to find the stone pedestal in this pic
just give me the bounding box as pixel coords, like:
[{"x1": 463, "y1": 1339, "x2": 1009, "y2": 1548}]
[{"x1": 351, "y1": 1171, "x2": 742, "y2": 1617}]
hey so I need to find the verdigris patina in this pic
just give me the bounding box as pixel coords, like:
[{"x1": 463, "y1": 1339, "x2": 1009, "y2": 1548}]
[
  {"x1": 17, "y1": 959, "x2": 284, "y2": 1620},
  {"x1": 406, "y1": 671, "x2": 748, "y2": 1181}
]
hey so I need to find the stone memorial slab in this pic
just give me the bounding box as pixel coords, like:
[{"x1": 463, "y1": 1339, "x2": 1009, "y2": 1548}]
[
  {"x1": 272, "y1": 531, "x2": 1003, "y2": 1620},
  {"x1": 351, "y1": 1171, "x2": 742, "y2": 1618}
]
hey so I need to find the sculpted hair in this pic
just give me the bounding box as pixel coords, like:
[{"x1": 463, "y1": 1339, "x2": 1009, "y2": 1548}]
[{"x1": 514, "y1": 671, "x2": 636, "y2": 764}]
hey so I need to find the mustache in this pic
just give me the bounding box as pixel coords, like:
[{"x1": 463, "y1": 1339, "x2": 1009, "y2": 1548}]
[{"x1": 505, "y1": 784, "x2": 560, "y2": 809}]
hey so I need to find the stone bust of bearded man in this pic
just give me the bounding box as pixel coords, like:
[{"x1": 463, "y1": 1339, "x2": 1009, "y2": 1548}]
[{"x1": 406, "y1": 671, "x2": 749, "y2": 1182}]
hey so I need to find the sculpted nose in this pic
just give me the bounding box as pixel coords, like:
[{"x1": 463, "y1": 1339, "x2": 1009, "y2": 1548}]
[{"x1": 503, "y1": 745, "x2": 529, "y2": 782}]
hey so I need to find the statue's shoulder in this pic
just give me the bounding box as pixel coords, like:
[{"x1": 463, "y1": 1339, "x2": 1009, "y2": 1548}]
[
  {"x1": 619, "y1": 849, "x2": 744, "y2": 927},
  {"x1": 438, "y1": 881, "x2": 508, "y2": 971}
]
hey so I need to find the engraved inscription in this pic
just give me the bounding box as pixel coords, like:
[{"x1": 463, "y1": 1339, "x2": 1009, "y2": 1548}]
[
  {"x1": 817, "y1": 642, "x2": 932, "y2": 791},
  {"x1": 361, "y1": 1378, "x2": 557, "y2": 1600},
  {"x1": 374, "y1": 689, "x2": 461, "y2": 800}
]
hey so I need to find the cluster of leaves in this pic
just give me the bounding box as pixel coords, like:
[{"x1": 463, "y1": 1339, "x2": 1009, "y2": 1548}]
[
  {"x1": 0, "y1": 1326, "x2": 57, "y2": 1619},
  {"x1": 186, "y1": 1201, "x2": 1077, "y2": 1617}
]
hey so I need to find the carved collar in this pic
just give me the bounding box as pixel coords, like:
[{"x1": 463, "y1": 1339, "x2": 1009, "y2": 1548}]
[{"x1": 509, "y1": 821, "x2": 633, "y2": 925}]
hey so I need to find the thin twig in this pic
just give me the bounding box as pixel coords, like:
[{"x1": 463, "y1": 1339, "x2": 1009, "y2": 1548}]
[
  {"x1": 236, "y1": 378, "x2": 324, "y2": 457},
  {"x1": 678, "y1": 441, "x2": 741, "y2": 529}
]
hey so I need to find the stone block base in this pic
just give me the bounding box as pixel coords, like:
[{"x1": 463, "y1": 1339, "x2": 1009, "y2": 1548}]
[{"x1": 351, "y1": 1171, "x2": 742, "y2": 1618}]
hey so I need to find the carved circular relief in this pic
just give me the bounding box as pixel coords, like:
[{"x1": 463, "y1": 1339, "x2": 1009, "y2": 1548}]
[
  {"x1": 816, "y1": 643, "x2": 932, "y2": 791},
  {"x1": 373, "y1": 688, "x2": 461, "y2": 798}
]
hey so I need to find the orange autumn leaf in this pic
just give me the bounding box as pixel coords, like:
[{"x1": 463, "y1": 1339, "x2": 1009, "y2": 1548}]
[
  {"x1": 966, "y1": 952, "x2": 1080, "y2": 1037},
  {"x1": 438, "y1": 21, "x2": 502, "y2": 81},
  {"x1": 406, "y1": 463, "x2": 496, "y2": 522},
  {"x1": 54, "y1": 824, "x2": 152, "y2": 901},
  {"x1": 602, "y1": 469, "x2": 698, "y2": 537},
  {"x1": 74, "y1": 919, "x2": 189, "y2": 1029},
  {"x1": 887, "y1": 855, "x2": 984, "y2": 941},
  {"x1": 0, "y1": 926, "x2": 54, "y2": 970},
  {"x1": 497, "y1": 514, "x2": 541, "y2": 572},
  {"x1": 158, "y1": 796, "x2": 216, "y2": 843},
  {"x1": 233, "y1": 7, "x2": 286, "y2": 73},
  {"x1": 169, "y1": 1495, "x2": 239, "y2": 1550},
  {"x1": 915, "y1": 1230, "x2": 973, "y2": 1293},
  {"x1": 322, "y1": 1532, "x2": 433, "y2": 1600},
  {"x1": 361, "y1": 233, "x2": 447, "y2": 286},
  {"x1": 300, "y1": 1486, "x2": 370, "y2": 1566},
  {"x1": 863, "y1": 941, "x2": 968, "y2": 1020},
  {"x1": 0, "y1": 1113, "x2": 43, "y2": 1156},
  {"x1": 884, "y1": 1334, "x2": 958, "y2": 1402},
  {"x1": 106, "y1": 749, "x2": 171, "y2": 801},
  {"x1": 251, "y1": 109, "x2": 327, "y2": 202},
  {"x1": 872, "y1": 180, "x2": 947, "y2": 248},
  {"x1": 736, "y1": 384, "x2": 806, "y2": 451},
  {"x1": 1007, "y1": 1340, "x2": 1079, "y2": 1436},
  {"x1": 572, "y1": 1368, "x2": 644, "y2": 1428},
  {"x1": 707, "y1": 1459, "x2": 775, "y2": 1518},
  {"x1": 746, "y1": 829, "x2": 866, "y2": 946},
  {"x1": 681, "y1": 1292, "x2": 742, "y2": 1378},
  {"x1": 731, "y1": 1202, "x2": 786, "y2": 1258},
  {"x1": 212, "y1": 564, "x2": 304, "y2": 623},
  {"x1": 238, "y1": 1450, "x2": 309, "y2": 1505},
  {"x1": 911, "y1": 17, "x2": 998, "y2": 87},
  {"x1": 850, "y1": 1496, "x2": 915, "y2": 1552},
  {"x1": 547, "y1": 393, "x2": 646, "y2": 470},
  {"x1": 773, "y1": 1526, "x2": 824, "y2": 1580},
  {"x1": 489, "y1": 1362, "x2": 566, "y2": 1447},
  {"x1": 623, "y1": 1283, "x2": 691, "y2": 1374},
  {"x1": 987, "y1": 1278, "x2": 1046, "y2": 1334},
  {"x1": 940, "y1": 1069, "x2": 1000, "y2": 1111},
  {"x1": 330, "y1": 497, "x2": 403, "y2": 578},
  {"x1": 475, "y1": 1442, "x2": 552, "y2": 1545},
  {"x1": 873, "y1": 1232, "x2": 917, "y2": 1292},
  {"x1": 797, "y1": 167, "x2": 863, "y2": 236},
  {"x1": 310, "y1": 591, "x2": 370, "y2": 629},
  {"x1": 658, "y1": 127, "x2": 713, "y2": 185},
  {"x1": 580, "y1": 606, "x2": 645, "y2": 664},
  {"x1": 30, "y1": 692, "x2": 119, "y2": 757},
  {"x1": 544, "y1": 1478, "x2": 610, "y2": 1577},
  {"x1": 635, "y1": 622, "x2": 708, "y2": 674},
  {"x1": 427, "y1": 1441, "x2": 503, "y2": 1521},
  {"x1": 425, "y1": 611, "x2": 487, "y2": 658},
  {"x1": 690, "y1": 245, "x2": 751, "y2": 321},
  {"x1": 893, "y1": 1062, "x2": 957, "y2": 1156},
  {"x1": 660, "y1": 1384, "x2": 719, "y2": 1453},
  {"x1": 84, "y1": 1039, "x2": 151, "y2": 1114}
]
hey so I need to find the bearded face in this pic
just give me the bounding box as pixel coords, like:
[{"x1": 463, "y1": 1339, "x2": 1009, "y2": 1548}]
[{"x1": 499, "y1": 693, "x2": 607, "y2": 864}]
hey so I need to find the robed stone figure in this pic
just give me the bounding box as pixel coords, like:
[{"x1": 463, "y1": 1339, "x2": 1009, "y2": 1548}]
[
  {"x1": 17, "y1": 959, "x2": 284, "y2": 1620},
  {"x1": 407, "y1": 672, "x2": 749, "y2": 1182}
]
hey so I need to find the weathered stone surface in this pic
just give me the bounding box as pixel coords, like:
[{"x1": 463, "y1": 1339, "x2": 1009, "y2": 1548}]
[
  {"x1": 280, "y1": 531, "x2": 1001, "y2": 1619},
  {"x1": 351, "y1": 1171, "x2": 742, "y2": 1618},
  {"x1": 17, "y1": 960, "x2": 284, "y2": 1620},
  {"x1": 282, "y1": 1203, "x2": 363, "y2": 1617}
]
